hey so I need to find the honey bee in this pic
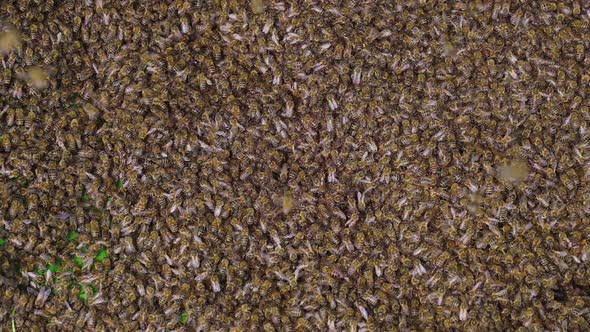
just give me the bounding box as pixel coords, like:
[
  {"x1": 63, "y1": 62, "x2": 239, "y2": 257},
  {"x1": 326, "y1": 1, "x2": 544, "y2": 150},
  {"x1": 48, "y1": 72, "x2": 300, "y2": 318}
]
[
  {"x1": 207, "y1": 274, "x2": 221, "y2": 293},
  {"x1": 133, "y1": 195, "x2": 148, "y2": 215},
  {"x1": 1, "y1": 134, "x2": 11, "y2": 151},
  {"x1": 2, "y1": 68, "x2": 12, "y2": 85},
  {"x1": 326, "y1": 94, "x2": 338, "y2": 111},
  {"x1": 88, "y1": 219, "x2": 100, "y2": 238},
  {"x1": 560, "y1": 174, "x2": 575, "y2": 191},
  {"x1": 295, "y1": 317, "x2": 312, "y2": 330},
  {"x1": 143, "y1": 231, "x2": 159, "y2": 250},
  {"x1": 11, "y1": 80, "x2": 23, "y2": 99},
  {"x1": 81, "y1": 81, "x2": 94, "y2": 100},
  {"x1": 197, "y1": 73, "x2": 209, "y2": 90},
  {"x1": 24, "y1": 110, "x2": 35, "y2": 128},
  {"x1": 8, "y1": 199, "x2": 23, "y2": 218},
  {"x1": 165, "y1": 217, "x2": 178, "y2": 233},
  {"x1": 5, "y1": 107, "x2": 15, "y2": 126},
  {"x1": 21, "y1": 46, "x2": 34, "y2": 66},
  {"x1": 352, "y1": 65, "x2": 362, "y2": 85}
]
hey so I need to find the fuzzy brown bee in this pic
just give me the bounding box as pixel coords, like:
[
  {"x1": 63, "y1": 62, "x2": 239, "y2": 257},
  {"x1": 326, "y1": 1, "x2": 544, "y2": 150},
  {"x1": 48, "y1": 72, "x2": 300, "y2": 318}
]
[{"x1": 2, "y1": 68, "x2": 12, "y2": 85}]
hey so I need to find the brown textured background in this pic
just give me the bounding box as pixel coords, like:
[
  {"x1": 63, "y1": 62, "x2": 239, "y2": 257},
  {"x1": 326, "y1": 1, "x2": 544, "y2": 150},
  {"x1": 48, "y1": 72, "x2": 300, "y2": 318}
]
[{"x1": 1, "y1": 0, "x2": 590, "y2": 331}]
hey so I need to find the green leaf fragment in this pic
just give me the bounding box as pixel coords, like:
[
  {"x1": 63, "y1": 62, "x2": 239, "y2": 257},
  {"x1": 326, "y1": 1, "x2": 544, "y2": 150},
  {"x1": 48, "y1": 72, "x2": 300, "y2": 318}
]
[
  {"x1": 47, "y1": 264, "x2": 59, "y2": 273},
  {"x1": 180, "y1": 311, "x2": 189, "y2": 324},
  {"x1": 94, "y1": 249, "x2": 108, "y2": 262},
  {"x1": 35, "y1": 268, "x2": 45, "y2": 276},
  {"x1": 67, "y1": 231, "x2": 80, "y2": 242},
  {"x1": 82, "y1": 191, "x2": 90, "y2": 202},
  {"x1": 73, "y1": 256, "x2": 84, "y2": 268},
  {"x1": 116, "y1": 179, "x2": 124, "y2": 189},
  {"x1": 0, "y1": 239, "x2": 7, "y2": 247}
]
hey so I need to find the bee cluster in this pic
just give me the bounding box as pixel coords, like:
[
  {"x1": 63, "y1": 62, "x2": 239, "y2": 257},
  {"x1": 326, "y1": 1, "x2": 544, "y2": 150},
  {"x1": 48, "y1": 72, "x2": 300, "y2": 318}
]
[{"x1": 1, "y1": 0, "x2": 590, "y2": 331}]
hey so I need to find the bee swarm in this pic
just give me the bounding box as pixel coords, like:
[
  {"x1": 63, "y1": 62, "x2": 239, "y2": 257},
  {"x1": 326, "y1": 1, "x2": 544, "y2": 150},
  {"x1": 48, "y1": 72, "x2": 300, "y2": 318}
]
[{"x1": 1, "y1": 1, "x2": 590, "y2": 331}]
